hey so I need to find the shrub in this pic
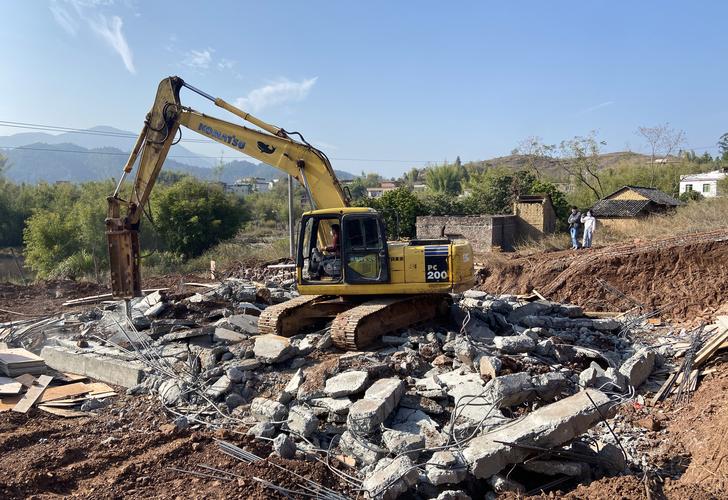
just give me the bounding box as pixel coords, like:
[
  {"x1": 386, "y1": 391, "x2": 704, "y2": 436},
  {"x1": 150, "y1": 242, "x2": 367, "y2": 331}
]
[{"x1": 155, "y1": 178, "x2": 248, "y2": 257}]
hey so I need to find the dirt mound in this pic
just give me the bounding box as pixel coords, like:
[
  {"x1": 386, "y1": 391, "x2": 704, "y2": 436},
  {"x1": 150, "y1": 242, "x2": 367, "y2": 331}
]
[
  {"x1": 0, "y1": 395, "x2": 349, "y2": 499},
  {"x1": 478, "y1": 228, "x2": 728, "y2": 323}
]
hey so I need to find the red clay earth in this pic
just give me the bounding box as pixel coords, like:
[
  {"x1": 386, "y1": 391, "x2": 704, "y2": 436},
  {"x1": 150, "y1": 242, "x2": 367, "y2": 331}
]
[{"x1": 477, "y1": 228, "x2": 728, "y2": 325}]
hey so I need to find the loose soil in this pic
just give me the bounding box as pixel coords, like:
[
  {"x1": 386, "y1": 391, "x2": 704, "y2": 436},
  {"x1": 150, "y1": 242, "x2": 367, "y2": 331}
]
[
  {"x1": 0, "y1": 394, "x2": 350, "y2": 499},
  {"x1": 477, "y1": 228, "x2": 728, "y2": 324}
]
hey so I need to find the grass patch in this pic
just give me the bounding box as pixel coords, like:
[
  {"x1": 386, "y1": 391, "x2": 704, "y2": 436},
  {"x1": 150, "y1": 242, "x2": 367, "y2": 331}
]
[{"x1": 515, "y1": 197, "x2": 728, "y2": 253}]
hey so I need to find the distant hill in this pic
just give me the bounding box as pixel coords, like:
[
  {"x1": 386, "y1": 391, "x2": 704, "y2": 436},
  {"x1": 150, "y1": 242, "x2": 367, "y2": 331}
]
[
  {"x1": 0, "y1": 125, "x2": 356, "y2": 184},
  {"x1": 0, "y1": 125, "x2": 215, "y2": 168},
  {"x1": 465, "y1": 151, "x2": 653, "y2": 180}
]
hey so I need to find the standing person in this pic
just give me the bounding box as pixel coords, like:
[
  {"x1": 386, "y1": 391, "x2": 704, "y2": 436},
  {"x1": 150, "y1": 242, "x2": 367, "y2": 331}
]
[
  {"x1": 581, "y1": 210, "x2": 596, "y2": 249},
  {"x1": 567, "y1": 206, "x2": 582, "y2": 250}
]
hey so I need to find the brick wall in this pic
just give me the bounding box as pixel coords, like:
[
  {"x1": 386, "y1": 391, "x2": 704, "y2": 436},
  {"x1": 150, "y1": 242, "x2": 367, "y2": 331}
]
[
  {"x1": 513, "y1": 199, "x2": 556, "y2": 241},
  {"x1": 416, "y1": 215, "x2": 518, "y2": 253}
]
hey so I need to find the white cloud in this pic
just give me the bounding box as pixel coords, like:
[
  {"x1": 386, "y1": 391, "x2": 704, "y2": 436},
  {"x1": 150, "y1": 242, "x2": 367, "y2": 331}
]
[
  {"x1": 49, "y1": 0, "x2": 136, "y2": 74},
  {"x1": 235, "y1": 77, "x2": 318, "y2": 113},
  {"x1": 88, "y1": 14, "x2": 136, "y2": 74},
  {"x1": 217, "y1": 58, "x2": 235, "y2": 70},
  {"x1": 578, "y1": 100, "x2": 615, "y2": 115},
  {"x1": 182, "y1": 48, "x2": 213, "y2": 69},
  {"x1": 49, "y1": 2, "x2": 79, "y2": 35}
]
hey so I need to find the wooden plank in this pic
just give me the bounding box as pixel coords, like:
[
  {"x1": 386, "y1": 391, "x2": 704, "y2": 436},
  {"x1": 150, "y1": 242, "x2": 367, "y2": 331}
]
[
  {"x1": 84, "y1": 382, "x2": 116, "y2": 395},
  {"x1": 0, "y1": 348, "x2": 44, "y2": 364},
  {"x1": 38, "y1": 405, "x2": 89, "y2": 418},
  {"x1": 14, "y1": 374, "x2": 36, "y2": 388},
  {"x1": 0, "y1": 395, "x2": 23, "y2": 412},
  {"x1": 651, "y1": 370, "x2": 679, "y2": 404},
  {"x1": 39, "y1": 399, "x2": 87, "y2": 407},
  {"x1": 0, "y1": 376, "x2": 23, "y2": 395},
  {"x1": 12, "y1": 375, "x2": 52, "y2": 413},
  {"x1": 184, "y1": 282, "x2": 218, "y2": 288},
  {"x1": 694, "y1": 328, "x2": 728, "y2": 367},
  {"x1": 88, "y1": 391, "x2": 117, "y2": 399},
  {"x1": 54, "y1": 372, "x2": 89, "y2": 384},
  {"x1": 40, "y1": 382, "x2": 92, "y2": 403},
  {"x1": 62, "y1": 288, "x2": 168, "y2": 307}
]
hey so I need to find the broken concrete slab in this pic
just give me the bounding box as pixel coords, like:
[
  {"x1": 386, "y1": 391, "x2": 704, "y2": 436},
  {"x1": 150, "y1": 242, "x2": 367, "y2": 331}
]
[
  {"x1": 324, "y1": 370, "x2": 370, "y2": 397},
  {"x1": 205, "y1": 375, "x2": 232, "y2": 398},
  {"x1": 250, "y1": 397, "x2": 288, "y2": 422},
  {"x1": 479, "y1": 355, "x2": 502, "y2": 380},
  {"x1": 253, "y1": 335, "x2": 294, "y2": 364},
  {"x1": 493, "y1": 335, "x2": 536, "y2": 354},
  {"x1": 488, "y1": 474, "x2": 526, "y2": 494},
  {"x1": 619, "y1": 348, "x2": 655, "y2": 388},
  {"x1": 150, "y1": 319, "x2": 197, "y2": 337},
  {"x1": 213, "y1": 327, "x2": 249, "y2": 344},
  {"x1": 279, "y1": 368, "x2": 305, "y2": 404},
  {"x1": 348, "y1": 378, "x2": 405, "y2": 434},
  {"x1": 158, "y1": 379, "x2": 185, "y2": 406},
  {"x1": 426, "y1": 451, "x2": 468, "y2": 485},
  {"x1": 521, "y1": 459, "x2": 586, "y2": 477},
  {"x1": 272, "y1": 433, "x2": 296, "y2": 459},
  {"x1": 216, "y1": 314, "x2": 259, "y2": 335},
  {"x1": 508, "y1": 300, "x2": 554, "y2": 323},
  {"x1": 382, "y1": 429, "x2": 425, "y2": 456},
  {"x1": 310, "y1": 396, "x2": 352, "y2": 415},
  {"x1": 247, "y1": 421, "x2": 276, "y2": 438},
  {"x1": 233, "y1": 358, "x2": 262, "y2": 371},
  {"x1": 462, "y1": 389, "x2": 611, "y2": 479},
  {"x1": 339, "y1": 430, "x2": 386, "y2": 466},
  {"x1": 362, "y1": 455, "x2": 419, "y2": 500},
  {"x1": 391, "y1": 408, "x2": 445, "y2": 448},
  {"x1": 448, "y1": 380, "x2": 491, "y2": 422},
  {"x1": 287, "y1": 406, "x2": 318, "y2": 437},
  {"x1": 487, "y1": 372, "x2": 534, "y2": 407},
  {"x1": 41, "y1": 345, "x2": 145, "y2": 388}
]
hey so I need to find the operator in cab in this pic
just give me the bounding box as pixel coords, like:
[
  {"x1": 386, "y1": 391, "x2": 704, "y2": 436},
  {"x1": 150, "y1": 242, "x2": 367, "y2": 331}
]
[{"x1": 312, "y1": 223, "x2": 342, "y2": 279}]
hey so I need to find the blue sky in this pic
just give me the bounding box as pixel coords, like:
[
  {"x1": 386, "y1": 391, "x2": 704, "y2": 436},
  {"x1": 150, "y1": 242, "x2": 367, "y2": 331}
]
[{"x1": 1, "y1": 1, "x2": 726, "y2": 176}]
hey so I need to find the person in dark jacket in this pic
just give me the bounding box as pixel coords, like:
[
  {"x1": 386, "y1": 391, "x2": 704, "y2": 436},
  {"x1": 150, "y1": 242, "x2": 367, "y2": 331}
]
[{"x1": 567, "y1": 207, "x2": 582, "y2": 250}]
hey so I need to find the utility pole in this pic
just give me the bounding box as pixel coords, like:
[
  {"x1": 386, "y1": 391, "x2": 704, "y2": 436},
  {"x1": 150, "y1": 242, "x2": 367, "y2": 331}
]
[{"x1": 288, "y1": 175, "x2": 295, "y2": 259}]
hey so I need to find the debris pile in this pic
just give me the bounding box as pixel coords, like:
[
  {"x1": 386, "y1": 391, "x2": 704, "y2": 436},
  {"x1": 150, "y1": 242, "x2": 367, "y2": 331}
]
[{"x1": 2, "y1": 272, "x2": 728, "y2": 499}]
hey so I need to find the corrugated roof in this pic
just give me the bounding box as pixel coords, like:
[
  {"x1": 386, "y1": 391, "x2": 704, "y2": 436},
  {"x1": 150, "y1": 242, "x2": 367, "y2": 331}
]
[
  {"x1": 605, "y1": 186, "x2": 681, "y2": 206},
  {"x1": 590, "y1": 199, "x2": 651, "y2": 217}
]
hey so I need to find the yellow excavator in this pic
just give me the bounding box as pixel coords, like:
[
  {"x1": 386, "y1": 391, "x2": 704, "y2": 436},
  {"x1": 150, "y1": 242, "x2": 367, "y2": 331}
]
[{"x1": 106, "y1": 76, "x2": 475, "y2": 350}]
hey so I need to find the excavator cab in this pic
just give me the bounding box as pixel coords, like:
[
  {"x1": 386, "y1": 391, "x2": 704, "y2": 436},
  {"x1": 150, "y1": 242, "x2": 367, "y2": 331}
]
[{"x1": 299, "y1": 208, "x2": 390, "y2": 286}]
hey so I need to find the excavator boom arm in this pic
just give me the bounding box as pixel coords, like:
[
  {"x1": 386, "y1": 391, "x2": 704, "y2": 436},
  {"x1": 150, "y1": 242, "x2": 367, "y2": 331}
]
[{"x1": 106, "y1": 76, "x2": 347, "y2": 298}]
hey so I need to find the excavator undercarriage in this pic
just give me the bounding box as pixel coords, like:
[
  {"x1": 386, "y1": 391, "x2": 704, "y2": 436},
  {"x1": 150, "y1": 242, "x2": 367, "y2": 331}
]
[{"x1": 259, "y1": 294, "x2": 451, "y2": 350}]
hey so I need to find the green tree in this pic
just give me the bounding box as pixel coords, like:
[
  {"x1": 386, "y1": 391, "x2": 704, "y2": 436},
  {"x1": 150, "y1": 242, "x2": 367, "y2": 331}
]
[
  {"x1": 156, "y1": 179, "x2": 248, "y2": 257},
  {"x1": 356, "y1": 187, "x2": 422, "y2": 239},
  {"x1": 719, "y1": 133, "x2": 728, "y2": 161},
  {"x1": 679, "y1": 190, "x2": 703, "y2": 203},
  {"x1": 347, "y1": 177, "x2": 368, "y2": 200},
  {"x1": 462, "y1": 168, "x2": 536, "y2": 214},
  {"x1": 425, "y1": 164, "x2": 462, "y2": 195},
  {"x1": 418, "y1": 192, "x2": 465, "y2": 216}
]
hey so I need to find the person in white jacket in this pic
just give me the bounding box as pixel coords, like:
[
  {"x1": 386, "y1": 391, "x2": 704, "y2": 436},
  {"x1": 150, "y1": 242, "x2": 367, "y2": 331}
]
[{"x1": 581, "y1": 210, "x2": 596, "y2": 248}]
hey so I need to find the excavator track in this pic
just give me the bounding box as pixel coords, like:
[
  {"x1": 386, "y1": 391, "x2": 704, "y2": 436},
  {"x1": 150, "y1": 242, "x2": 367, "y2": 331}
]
[
  {"x1": 258, "y1": 295, "x2": 323, "y2": 336},
  {"x1": 330, "y1": 295, "x2": 450, "y2": 350}
]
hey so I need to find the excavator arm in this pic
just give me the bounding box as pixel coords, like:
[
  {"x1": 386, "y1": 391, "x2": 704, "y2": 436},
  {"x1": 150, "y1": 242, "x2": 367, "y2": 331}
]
[{"x1": 107, "y1": 76, "x2": 348, "y2": 298}]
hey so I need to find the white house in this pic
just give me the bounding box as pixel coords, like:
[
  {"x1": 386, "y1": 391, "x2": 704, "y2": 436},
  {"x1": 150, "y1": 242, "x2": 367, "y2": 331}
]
[{"x1": 679, "y1": 169, "x2": 728, "y2": 198}]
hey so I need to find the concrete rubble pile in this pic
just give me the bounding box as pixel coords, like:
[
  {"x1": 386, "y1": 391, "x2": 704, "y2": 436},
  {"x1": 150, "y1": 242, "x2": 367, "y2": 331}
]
[{"x1": 28, "y1": 279, "x2": 676, "y2": 499}]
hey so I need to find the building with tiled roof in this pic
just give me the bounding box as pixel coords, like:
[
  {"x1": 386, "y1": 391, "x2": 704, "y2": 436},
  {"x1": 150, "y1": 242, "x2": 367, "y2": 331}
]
[{"x1": 590, "y1": 185, "x2": 681, "y2": 230}]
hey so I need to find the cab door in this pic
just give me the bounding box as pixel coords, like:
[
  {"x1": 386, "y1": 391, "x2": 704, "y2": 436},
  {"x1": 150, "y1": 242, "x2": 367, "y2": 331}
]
[{"x1": 341, "y1": 214, "x2": 390, "y2": 284}]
